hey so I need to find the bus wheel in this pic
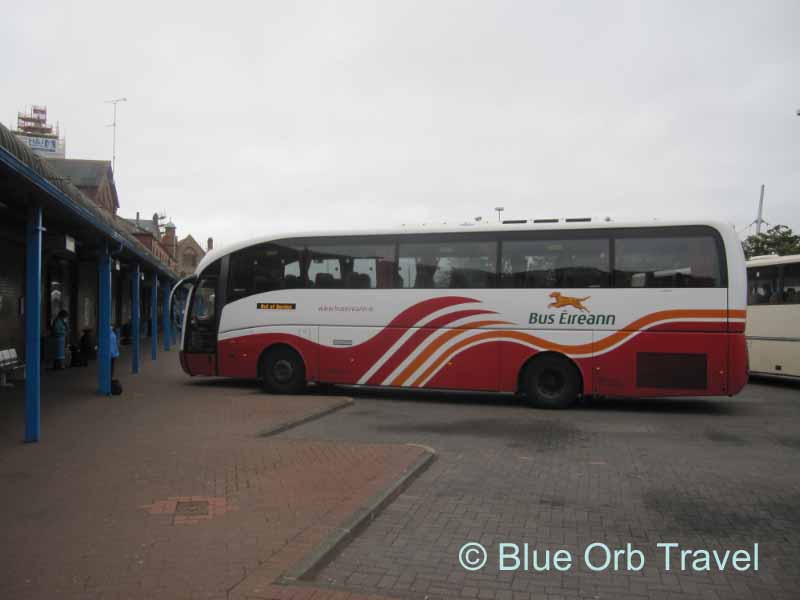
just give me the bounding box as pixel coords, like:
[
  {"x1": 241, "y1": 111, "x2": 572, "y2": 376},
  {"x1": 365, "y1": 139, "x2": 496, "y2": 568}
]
[
  {"x1": 524, "y1": 354, "x2": 580, "y2": 409},
  {"x1": 261, "y1": 346, "x2": 306, "y2": 394}
]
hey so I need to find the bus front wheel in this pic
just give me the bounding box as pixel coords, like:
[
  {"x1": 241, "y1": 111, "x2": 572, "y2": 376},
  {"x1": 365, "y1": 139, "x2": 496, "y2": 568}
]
[
  {"x1": 261, "y1": 346, "x2": 306, "y2": 394},
  {"x1": 524, "y1": 354, "x2": 580, "y2": 409}
]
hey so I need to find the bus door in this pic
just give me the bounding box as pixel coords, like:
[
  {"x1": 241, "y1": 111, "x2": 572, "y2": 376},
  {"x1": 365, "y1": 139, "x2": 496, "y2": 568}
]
[
  {"x1": 169, "y1": 274, "x2": 195, "y2": 350},
  {"x1": 181, "y1": 261, "x2": 221, "y2": 376}
]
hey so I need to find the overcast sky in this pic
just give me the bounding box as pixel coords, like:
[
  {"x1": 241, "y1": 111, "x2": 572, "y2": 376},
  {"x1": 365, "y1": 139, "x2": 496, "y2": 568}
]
[{"x1": 3, "y1": 1, "x2": 798, "y2": 249}]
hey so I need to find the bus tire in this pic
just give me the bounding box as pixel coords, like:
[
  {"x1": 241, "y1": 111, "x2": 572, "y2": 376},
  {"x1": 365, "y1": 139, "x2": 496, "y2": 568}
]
[
  {"x1": 524, "y1": 354, "x2": 580, "y2": 409},
  {"x1": 260, "y1": 346, "x2": 306, "y2": 395}
]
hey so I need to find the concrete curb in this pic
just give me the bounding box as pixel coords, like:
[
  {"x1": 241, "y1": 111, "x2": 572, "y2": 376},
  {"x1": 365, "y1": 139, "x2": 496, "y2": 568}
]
[
  {"x1": 280, "y1": 446, "x2": 437, "y2": 583},
  {"x1": 256, "y1": 397, "x2": 354, "y2": 438}
]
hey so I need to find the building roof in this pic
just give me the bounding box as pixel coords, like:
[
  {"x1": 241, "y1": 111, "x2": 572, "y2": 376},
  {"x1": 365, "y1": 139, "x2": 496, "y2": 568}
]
[
  {"x1": 45, "y1": 158, "x2": 119, "y2": 209},
  {"x1": 46, "y1": 158, "x2": 108, "y2": 187},
  {"x1": 0, "y1": 122, "x2": 177, "y2": 280},
  {"x1": 178, "y1": 234, "x2": 204, "y2": 254},
  {"x1": 123, "y1": 217, "x2": 160, "y2": 238}
]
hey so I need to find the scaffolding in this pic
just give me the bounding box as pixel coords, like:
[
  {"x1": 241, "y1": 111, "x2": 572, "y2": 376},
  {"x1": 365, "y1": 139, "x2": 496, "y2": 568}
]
[{"x1": 13, "y1": 105, "x2": 66, "y2": 158}]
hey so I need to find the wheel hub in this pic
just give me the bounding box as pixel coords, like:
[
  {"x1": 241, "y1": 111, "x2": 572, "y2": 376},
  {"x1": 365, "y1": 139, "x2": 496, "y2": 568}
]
[
  {"x1": 537, "y1": 368, "x2": 565, "y2": 399},
  {"x1": 273, "y1": 359, "x2": 294, "y2": 383}
]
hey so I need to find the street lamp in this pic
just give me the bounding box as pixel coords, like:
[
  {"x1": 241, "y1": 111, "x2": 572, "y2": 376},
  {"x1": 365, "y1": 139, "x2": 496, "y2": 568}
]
[
  {"x1": 105, "y1": 97, "x2": 127, "y2": 173},
  {"x1": 495, "y1": 207, "x2": 505, "y2": 223}
]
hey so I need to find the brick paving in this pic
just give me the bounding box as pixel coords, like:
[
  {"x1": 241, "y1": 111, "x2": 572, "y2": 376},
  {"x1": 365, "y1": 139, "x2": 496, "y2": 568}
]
[
  {"x1": 287, "y1": 384, "x2": 800, "y2": 600},
  {"x1": 3, "y1": 346, "x2": 799, "y2": 600},
  {"x1": 0, "y1": 348, "x2": 425, "y2": 600}
]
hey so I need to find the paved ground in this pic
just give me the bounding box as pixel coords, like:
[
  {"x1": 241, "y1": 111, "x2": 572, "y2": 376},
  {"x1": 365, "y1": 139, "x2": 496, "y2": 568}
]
[
  {"x1": 283, "y1": 383, "x2": 800, "y2": 600},
  {"x1": 0, "y1": 348, "x2": 426, "y2": 600},
  {"x1": 2, "y1": 346, "x2": 799, "y2": 600}
]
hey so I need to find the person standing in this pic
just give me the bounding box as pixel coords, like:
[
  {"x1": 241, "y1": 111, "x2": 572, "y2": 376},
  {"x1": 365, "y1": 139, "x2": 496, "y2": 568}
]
[
  {"x1": 110, "y1": 326, "x2": 120, "y2": 378},
  {"x1": 52, "y1": 310, "x2": 69, "y2": 370}
]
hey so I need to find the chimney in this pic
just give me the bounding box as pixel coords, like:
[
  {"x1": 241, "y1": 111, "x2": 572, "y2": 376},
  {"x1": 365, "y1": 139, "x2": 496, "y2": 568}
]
[
  {"x1": 136, "y1": 211, "x2": 140, "y2": 226},
  {"x1": 207, "y1": 237, "x2": 214, "y2": 251}
]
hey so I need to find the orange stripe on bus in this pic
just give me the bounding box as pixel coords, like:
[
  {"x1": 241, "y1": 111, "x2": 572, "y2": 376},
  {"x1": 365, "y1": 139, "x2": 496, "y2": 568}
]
[
  {"x1": 387, "y1": 320, "x2": 510, "y2": 386},
  {"x1": 398, "y1": 309, "x2": 736, "y2": 387}
]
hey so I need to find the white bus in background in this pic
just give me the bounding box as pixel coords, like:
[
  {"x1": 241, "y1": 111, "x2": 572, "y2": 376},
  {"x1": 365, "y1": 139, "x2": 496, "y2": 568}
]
[
  {"x1": 746, "y1": 254, "x2": 800, "y2": 380},
  {"x1": 173, "y1": 220, "x2": 749, "y2": 408}
]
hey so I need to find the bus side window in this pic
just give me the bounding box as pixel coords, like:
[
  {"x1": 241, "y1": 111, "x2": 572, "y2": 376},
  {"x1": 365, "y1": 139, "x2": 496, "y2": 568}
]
[
  {"x1": 301, "y1": 242, "x2": 395, "y2": 289},
  {"x1": 614, "y1": 236, "x2": 722, "y2": 288},
  {"x1": 398, "y1": 241, "x2": 496, "y2": 289},
  {"x1": 500, "y1": 239, "x2": 608, "y2": 288},
  {"x1": 784, "y1": 264, "x2": 800, "y2": 304},
  {"x1": 747, "y1": 266, "x2": 780, "y2": 305},
  {"x1": 398, "y1": 257, "x2": 417, "y2": 288},
  {"x1": 228, "y1": 243, "x2": 304, "y2": 302},
  {"x1": 308, "y1": 258, "x2": 342, "y2": 288}
]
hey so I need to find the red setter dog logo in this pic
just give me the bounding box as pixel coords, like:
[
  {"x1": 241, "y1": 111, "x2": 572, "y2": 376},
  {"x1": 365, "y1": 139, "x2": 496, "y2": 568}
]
[{"x1": 548, "y1": 291, "x2": 591, "y2": 313}]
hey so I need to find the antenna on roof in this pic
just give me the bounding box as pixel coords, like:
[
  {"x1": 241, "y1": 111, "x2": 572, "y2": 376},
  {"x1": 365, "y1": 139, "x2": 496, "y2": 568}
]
[{"x1": 104, "y1": 97, "x2": 127, "y2": 174}]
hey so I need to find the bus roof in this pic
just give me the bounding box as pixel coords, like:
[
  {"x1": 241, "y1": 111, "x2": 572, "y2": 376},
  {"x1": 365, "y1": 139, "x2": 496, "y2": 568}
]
[
  {"x1": 746, "y1": 254, "x2": 800, "y2": 267},
  {"x1": 195, "y1": 219, "x2": 738, "y2": 275}
]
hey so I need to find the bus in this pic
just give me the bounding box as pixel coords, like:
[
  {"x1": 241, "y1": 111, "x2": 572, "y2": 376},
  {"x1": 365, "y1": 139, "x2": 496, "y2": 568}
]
[
  {"x1": 172, "y1": 220, "x2": 748, "y2": 409},
  {"x1": 745, "y1": 254, "x2": 800, "y2": 380}
]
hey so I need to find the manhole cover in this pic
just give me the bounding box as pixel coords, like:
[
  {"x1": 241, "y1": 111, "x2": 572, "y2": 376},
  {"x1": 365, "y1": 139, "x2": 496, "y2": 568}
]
[
  {"x1": 141, "y1": 496, "x2": 237, "y2": 524},
  {"x1": 175, "y1": 501, "x2": 209, "y2": 516}
]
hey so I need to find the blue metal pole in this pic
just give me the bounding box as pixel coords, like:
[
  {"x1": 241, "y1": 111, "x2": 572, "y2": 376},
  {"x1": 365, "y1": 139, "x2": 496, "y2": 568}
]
[
  {"x1": 162, "y1": 281, "x2": 171, "y2": 351},
  {"x1": 24, "y1": 205, "x2": 43, "y2": 443},
  {"x1": 131, "y1": 264, "x2": 140, "y2": 374},
  {"x1": 97, "y1": 242, "x2": 112, "y2": 395},
  {"x1": 150, "y1": 272, "x2": 158, "y2": 360}
]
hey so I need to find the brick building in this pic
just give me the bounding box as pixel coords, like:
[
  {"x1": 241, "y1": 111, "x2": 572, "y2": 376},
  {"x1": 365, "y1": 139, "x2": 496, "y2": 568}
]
[
  {"x1": 122, "y1": 213, "x2": 179, "y2": 271},
  {"x1": 46, "y1": 159, "x2": 119, "y2": 215},
  {"x1": 121, "y1": 215, "x2": 211, "y2": 278},
  {"x1": 176, "y1": 235, "x2": 210, "y2": 278}
]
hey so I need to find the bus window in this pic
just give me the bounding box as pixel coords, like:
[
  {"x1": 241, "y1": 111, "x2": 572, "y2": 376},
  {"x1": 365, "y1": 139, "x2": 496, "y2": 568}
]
[
  {"x1": 783, "y1": 263, "x2": 800, "y2": 304},
  {"x1": 614, "y1": 236, "x2": 721, "y2": 288},
  {"x1": 747, "y1": 265, "x2": 780, "y2": 305},
  {"x1": 302, "y1": 242, "x2": 396, "y2": 289},
  {"x1": 308, "y1": 257, "x2": 342, "y2": 288},
  {"x1": 228, "y1": 243, "x2": 303, "y2": 302},
  {"x1": 398, "y1": 240, "x2": 496, "y2": 289},
  {"x1": 500, "y1": 238, "x2": 609, "y2": 288}
]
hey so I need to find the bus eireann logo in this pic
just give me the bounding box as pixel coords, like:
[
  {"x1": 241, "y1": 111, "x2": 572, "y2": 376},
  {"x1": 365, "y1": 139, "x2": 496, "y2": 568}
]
[
  {"x1": 548, "y1": 292, "x2": 590, "y2": 313},
  {"x1": 257, "y1": 302, "x2": 296, "y2": 310}
]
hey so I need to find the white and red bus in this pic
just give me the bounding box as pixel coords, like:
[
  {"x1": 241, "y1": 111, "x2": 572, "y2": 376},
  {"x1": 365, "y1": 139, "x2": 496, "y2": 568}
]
[{"x1": 173, "y1": 220, "x2": 748, "y2": 408}]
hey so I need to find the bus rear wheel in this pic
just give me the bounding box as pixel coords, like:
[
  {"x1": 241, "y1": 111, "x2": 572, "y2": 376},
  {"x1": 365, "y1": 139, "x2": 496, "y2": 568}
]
[
  {"x1": 524, "y1": 355, "x2": 580, "y2": 409},
  {"x1": 261, "y1": 346, "x2": 306, "y2": 394}
]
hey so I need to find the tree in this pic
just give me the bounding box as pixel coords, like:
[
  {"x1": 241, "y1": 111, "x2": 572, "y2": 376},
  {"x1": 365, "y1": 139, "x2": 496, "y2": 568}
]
[{"x1": 742, "y1": 225, "x2": 800, "y2": 259}]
